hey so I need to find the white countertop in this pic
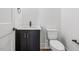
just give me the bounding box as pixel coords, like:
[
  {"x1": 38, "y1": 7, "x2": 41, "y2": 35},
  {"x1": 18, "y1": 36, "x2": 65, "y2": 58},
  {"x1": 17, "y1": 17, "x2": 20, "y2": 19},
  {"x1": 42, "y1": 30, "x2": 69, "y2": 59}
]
[{"x1": 16, "y1": 26, "x2": 41, "y2": 30}]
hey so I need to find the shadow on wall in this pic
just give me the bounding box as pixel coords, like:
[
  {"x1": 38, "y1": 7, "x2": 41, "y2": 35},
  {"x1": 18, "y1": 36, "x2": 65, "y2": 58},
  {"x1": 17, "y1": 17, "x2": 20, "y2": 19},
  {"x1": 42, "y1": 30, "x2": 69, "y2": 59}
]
[{"x1": 60, "y1": 35, "x2": 68, "y2": 50}]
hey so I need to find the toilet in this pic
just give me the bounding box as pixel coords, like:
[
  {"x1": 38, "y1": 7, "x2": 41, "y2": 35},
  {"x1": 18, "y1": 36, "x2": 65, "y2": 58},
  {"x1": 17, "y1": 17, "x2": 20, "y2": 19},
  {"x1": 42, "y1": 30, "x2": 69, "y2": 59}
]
[{"x1": 47, "y1": 29, "x2": 65, "y2": 51}]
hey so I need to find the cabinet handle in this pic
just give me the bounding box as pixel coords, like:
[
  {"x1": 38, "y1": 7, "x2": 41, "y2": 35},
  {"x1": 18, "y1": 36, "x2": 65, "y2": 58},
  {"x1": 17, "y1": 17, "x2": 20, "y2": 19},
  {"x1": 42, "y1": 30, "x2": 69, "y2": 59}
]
[
  {"x1": 24, "y1": 33, "x2": 27, "y2": 39},
  {"x1": 27, "y1": 33, "x2": 29, "y2": 39},
  {"x1": 24, "y1": 33, "x2": 28, "y2": 39}
]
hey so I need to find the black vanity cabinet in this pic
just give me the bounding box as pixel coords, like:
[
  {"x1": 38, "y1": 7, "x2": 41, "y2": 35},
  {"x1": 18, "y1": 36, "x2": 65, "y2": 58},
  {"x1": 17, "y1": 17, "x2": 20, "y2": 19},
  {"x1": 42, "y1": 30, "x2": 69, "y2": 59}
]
[{"x1": 15, "y1": 30, "x2": 40, "y2": 51}]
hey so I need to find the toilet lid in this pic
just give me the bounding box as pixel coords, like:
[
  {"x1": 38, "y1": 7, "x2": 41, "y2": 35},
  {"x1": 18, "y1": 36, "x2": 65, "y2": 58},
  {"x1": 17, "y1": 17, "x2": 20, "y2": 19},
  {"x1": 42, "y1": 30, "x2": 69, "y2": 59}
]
[{"x1": 50, "y1": 40, "x2": 65, "y2": 50}]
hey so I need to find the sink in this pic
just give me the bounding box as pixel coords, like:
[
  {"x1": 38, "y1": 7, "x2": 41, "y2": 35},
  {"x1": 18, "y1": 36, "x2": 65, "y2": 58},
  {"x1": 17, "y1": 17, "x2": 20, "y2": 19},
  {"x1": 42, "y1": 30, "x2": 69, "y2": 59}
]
[{"x1": 16, "y1": 26, "x2": 41, "y2": 30}]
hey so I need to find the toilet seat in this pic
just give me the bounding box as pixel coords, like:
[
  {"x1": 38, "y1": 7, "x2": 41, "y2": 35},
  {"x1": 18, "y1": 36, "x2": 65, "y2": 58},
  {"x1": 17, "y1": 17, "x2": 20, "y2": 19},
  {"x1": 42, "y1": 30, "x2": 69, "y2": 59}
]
[{"x1": 50, "y1": 40, "x2": 65, "y2": 51}]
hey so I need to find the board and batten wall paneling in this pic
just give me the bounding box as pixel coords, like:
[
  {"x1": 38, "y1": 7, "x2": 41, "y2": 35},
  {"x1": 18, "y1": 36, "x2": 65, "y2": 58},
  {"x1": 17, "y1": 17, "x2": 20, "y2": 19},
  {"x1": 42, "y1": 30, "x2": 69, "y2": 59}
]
[{"x1": 0, "y1": 8, "x2": 15, "y2": 51}]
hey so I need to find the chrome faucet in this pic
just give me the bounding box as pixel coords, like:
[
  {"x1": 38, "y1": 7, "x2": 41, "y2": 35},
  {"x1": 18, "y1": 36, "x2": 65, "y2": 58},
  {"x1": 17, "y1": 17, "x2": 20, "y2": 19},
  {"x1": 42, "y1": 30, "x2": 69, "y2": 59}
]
[{"x1": 29, "y1": 21, "x2": 32, "y2": 27}]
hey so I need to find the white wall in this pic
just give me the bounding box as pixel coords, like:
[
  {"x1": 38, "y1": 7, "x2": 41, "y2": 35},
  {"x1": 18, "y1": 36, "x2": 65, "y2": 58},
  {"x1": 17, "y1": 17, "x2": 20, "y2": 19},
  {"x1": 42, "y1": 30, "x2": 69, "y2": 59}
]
[
  {"x1": 39, "y1": 8, "x2": 60, "y2": 29},
  {"x1": 22, "y1": 8, "x2": 39, "y2": 27},
  {"x1": 21, "y1": 8, "x2": 60, "y2": 29},
  {"x1": 60, "y1": 8, "x2": 79, "y2": 51}
]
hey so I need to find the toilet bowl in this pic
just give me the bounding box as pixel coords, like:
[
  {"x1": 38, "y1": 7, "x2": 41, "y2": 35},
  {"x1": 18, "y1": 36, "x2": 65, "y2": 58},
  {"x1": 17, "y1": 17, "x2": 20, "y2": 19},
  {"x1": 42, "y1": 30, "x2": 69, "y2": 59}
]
[
  {"x1": 47, "y1": 29, "x2": 65, "y2": 51},
  {"x1": 49, "y1": 40, "x2": 65, "y2": 51}
]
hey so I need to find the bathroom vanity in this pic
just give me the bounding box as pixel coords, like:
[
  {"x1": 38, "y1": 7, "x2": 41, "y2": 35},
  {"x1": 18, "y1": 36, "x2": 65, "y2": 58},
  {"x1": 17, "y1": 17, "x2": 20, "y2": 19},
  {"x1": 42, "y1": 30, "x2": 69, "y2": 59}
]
[{"x1": 15, "y1": 27, "x2": 41, "y2": 51}]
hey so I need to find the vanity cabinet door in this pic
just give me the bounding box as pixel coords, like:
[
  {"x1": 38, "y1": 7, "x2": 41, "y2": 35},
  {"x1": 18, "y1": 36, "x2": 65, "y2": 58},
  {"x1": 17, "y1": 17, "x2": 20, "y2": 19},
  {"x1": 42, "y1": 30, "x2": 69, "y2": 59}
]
[
  {"x1": 15, "y1": 30, "x2": 30, "y2": 51},
  {"x1": 20, "y1": 30, "x2": 29, "y2": 51},
  {"x1": 29, "y1": 30, "x2": 40, "y2": 51}
]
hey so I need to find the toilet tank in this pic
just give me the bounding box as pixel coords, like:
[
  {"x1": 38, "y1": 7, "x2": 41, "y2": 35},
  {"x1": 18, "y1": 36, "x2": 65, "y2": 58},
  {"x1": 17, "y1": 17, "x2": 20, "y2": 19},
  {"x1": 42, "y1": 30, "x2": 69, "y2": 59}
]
[{"x1": 47, "y1": 29, "x2": 58, "y2": 40}]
